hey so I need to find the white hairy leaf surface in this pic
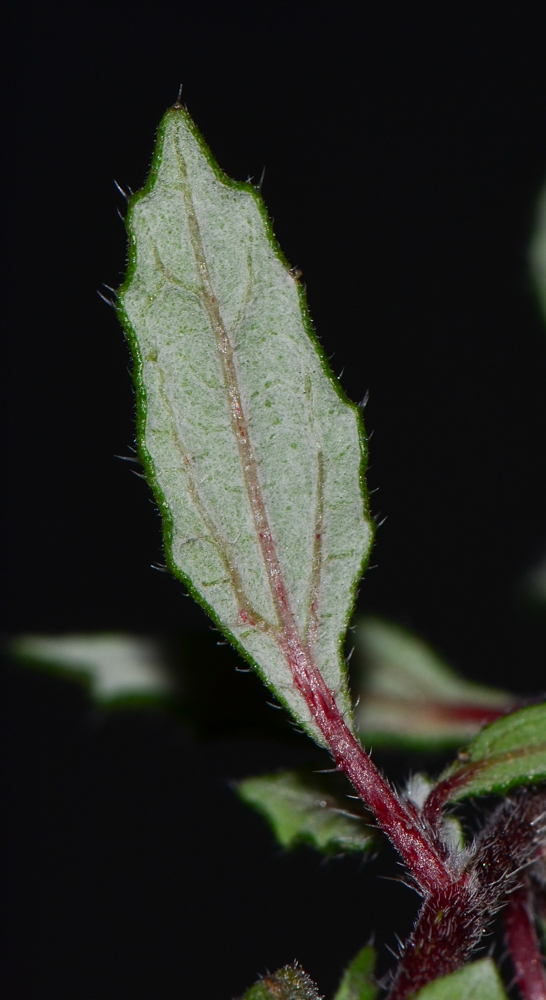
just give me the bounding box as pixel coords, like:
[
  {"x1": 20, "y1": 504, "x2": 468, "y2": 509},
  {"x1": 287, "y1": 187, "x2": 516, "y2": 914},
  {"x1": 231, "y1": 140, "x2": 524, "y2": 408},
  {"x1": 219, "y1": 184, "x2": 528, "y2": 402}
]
[{"x1": 117, "y1": 105, "x2": 373, "y2": 741}]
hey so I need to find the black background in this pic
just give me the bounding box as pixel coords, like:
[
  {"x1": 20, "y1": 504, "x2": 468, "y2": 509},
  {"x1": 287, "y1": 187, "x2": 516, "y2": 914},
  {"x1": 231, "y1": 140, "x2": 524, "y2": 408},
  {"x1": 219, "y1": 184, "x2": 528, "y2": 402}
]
[{"x1": 4, "y1": 3, "x2": 546, "y2": 998}]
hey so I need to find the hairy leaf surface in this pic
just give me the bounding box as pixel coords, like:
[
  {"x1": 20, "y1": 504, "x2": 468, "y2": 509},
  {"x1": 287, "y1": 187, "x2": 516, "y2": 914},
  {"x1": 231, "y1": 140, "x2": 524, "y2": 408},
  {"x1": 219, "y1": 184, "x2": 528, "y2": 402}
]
[
  {"x1": 117, "y1": 105, "x2": 373, "y2": 740},
  {"x1": 241, "y1": 965, "x2": 322, "y2": 1000},
  {"x1": 332, "y1": 946, "x2": 377, "y2": 1000},
  {"x1": 238, "y1": 768, "x2": 375, "y2": 854},
  {"x1": 12, "y1": 633, "x2": 174, "y2": 703},
  {"x1": 413, "y1": 959, "x2": 508, "y2": 1000},
  {"x1": 438, "y1": 702, "x2": 546, "y2": 801},
  {"x1": 353, "y1": 618, "x2": 512, "y2": 749}
]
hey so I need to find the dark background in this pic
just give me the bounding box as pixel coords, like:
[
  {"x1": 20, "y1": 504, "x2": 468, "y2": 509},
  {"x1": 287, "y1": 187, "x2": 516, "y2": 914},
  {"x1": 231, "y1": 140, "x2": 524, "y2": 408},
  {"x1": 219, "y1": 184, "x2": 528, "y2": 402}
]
[{"x1": 3, "y1": 3, "x2": 546, "y2": 997}]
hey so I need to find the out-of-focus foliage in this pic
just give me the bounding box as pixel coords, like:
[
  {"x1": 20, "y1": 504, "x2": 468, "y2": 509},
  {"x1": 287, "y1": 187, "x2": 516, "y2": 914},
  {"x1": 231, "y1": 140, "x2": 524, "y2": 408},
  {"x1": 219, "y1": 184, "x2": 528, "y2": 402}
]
[
  {"x1": 12, "y1": 633, "x2": 174, "y2": 704},
  {"x1": 332, "y1": 946, "x2": 378, "y2": 1000},
  {"x1": 353, "y1": 617, "x2": 512, "y2": 749}
]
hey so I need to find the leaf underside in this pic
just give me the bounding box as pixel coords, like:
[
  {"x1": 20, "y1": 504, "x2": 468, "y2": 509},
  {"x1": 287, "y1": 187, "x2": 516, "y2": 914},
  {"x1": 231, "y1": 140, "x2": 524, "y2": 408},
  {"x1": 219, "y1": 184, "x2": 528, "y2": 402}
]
[
  {"x1": 439, "y1": 701, "x2": 546, "y2": 801},
  {"x1": 238, "y1": 768, "x2": 376, "y2": 855},
  {"x1": 353, "y1": 617, "x2": 512, "y2": 749},
  {"x1": 117, "y1": 105, "x2": 373, "y2": 741},
  {"x1": 413, "y1": 958, "x2": 508, "y2": 1000}
]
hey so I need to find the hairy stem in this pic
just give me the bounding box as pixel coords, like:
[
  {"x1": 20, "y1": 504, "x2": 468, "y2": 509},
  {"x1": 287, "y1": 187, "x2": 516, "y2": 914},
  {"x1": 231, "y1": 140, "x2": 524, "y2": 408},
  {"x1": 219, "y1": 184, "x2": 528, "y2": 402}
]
[
  {"x1": 388, "y1": 788, "x2": 546, "y2": 1000},
  {"x1": 287, "y1": 655, "x2": 453, "y2": 893},
  {"x1": 386, "y1": 879, "x2": 479, "y2": 1000},
  {"x1": 505, "y1": 881, "x2": 546, "y2": 1000}
]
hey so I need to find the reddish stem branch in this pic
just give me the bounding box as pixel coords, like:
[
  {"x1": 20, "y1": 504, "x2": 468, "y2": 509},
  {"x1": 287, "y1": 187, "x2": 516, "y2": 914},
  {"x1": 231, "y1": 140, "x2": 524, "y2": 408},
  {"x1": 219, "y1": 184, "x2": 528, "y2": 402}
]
[
  {"x1": 422, "y1": 767, "x2": 480, "y2": 832},
  {"x1": 505, "y1": 882, "x2": 546, "y2": 1000}
]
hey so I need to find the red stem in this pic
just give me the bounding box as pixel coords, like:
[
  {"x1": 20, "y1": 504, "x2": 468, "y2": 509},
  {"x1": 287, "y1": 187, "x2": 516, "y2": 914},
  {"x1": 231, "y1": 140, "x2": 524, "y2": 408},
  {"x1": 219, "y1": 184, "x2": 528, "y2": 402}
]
[
  {"x1": 505, "y1": 882, "x2": 546, "y2": 1000},
  {"x1": 282, "y1": 633, "x2": 454, "y2": 894}
]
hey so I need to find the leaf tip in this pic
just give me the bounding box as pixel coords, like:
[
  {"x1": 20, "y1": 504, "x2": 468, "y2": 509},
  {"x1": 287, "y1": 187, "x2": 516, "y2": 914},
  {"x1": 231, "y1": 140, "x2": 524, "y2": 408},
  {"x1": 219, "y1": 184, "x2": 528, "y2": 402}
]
[{"x1": 172, "y1": 83, "x2": 184, "y2": 109}]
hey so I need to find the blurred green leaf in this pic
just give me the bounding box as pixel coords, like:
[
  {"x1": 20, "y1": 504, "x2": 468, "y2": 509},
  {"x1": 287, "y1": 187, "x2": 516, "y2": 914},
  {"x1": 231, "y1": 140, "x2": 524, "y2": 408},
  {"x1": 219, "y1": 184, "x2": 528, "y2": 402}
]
[
  {"x1": 529, "y1": 181, "x2": 546, "y2": 322},
  {"x1": 526, "y1": 189, "x2": 546, "y2": 603},
  {"x1": 413, "y1": 959, "x2": 508, "y2": 999},
  {"x1": 438, "y1": 702, "x2": 546, "y2": 801},
  {"x1": 333, "y1": 946, "x2": 377, "y2": 1000},
  {"x1": 12, "y1": 629, "x2": 314, "y2": 742},
  {"x1": 241, "y1": 964, "x2": 321, "y2": 1000},
  {"x1": 11, "y1": 633, "x2": 175, "y2": 705},
  {"x1": 353, "y1": 617, "x2": 512, "y2": 749},
  {"x1": 525, "y1": 554, "x2": 546, "y2": 604},
  {"x1": 238, "y1": 767, "x2": 375, "y2": 855}
]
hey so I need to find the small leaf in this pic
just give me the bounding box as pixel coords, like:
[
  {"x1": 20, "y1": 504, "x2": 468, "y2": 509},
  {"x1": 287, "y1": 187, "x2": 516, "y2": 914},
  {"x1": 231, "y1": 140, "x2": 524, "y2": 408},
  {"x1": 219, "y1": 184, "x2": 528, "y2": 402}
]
[
  {"x1": 117, "y1": 105, "x2": 373, "y2": 743},
  {"x1": 437, "y1": 702, "x2": 546, "y2": 802},
  {"x1": 353, "y1": 617, "x2": 512, "y2": 749},
  {"x1": 11, "y1": 633, "x2": 174, "y2": 704},
  {"x1": 333, "y1": 946, "x2": 378, "y2": 1000},
  {"x1": 241, "y1": 964, "x2": 322, "y2": 1000},
  {"x1": 413, "y1": 958, "x2": 508, "y2": 999},
  {"x1": 237, "y1": 767, "x2": 375, "y2": 854}
]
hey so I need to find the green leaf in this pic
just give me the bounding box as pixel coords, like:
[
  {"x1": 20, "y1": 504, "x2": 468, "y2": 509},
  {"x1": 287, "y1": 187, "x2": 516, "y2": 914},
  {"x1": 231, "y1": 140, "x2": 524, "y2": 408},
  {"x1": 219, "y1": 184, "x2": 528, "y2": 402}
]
[
  {"x1": 353, "y1": 617, "x2": 512, "y2": 749},
  {"x1": 117, "y1": 105, "x2": 373, "y2": 743},
  {"x1": 438, "y1": 701, "x2": 546, "y2": 801},
  {"x1": 11, "y1": 633, "x2": 174, "y2": 704},
  {"x1": 237, "y1": 768, "x2": 375, "y2": 854},
  {"x1": 412, "y1": 959, "x2": 508, "y2": 999},
  {"x1": 333, "y1": 946, "x2": 378, "y2": 1000},
  {"x1": 241, "y1": 964, "x2": 321, "y2": 1000}
]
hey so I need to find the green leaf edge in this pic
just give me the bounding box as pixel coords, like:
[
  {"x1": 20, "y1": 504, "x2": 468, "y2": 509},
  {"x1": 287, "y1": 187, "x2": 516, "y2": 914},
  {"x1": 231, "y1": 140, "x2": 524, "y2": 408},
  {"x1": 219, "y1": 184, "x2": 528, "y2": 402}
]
[
  {"x1": 333, "y1": 945, "x2": 378, "y2": 1000},
  {"x1": 439, "y1": 702, "x2": 546, "y2": 801},
  {"x1": 115, "y1": 103, "x2": 374, "y2": 738}
]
